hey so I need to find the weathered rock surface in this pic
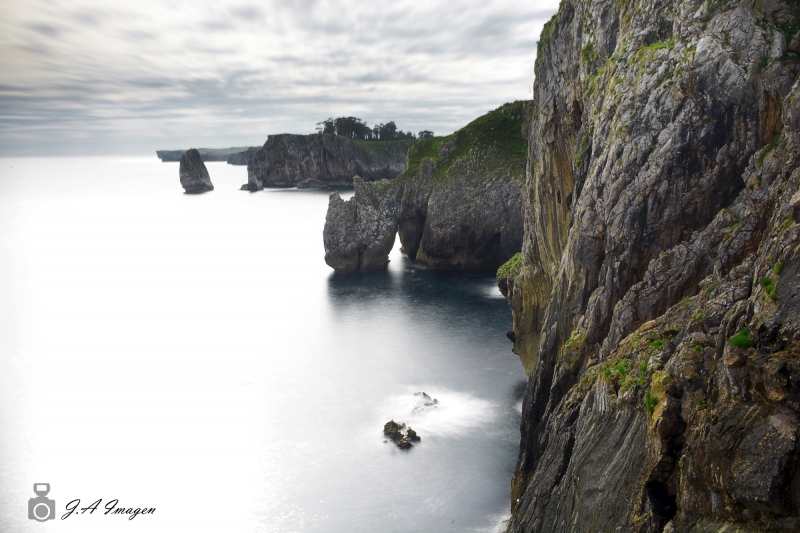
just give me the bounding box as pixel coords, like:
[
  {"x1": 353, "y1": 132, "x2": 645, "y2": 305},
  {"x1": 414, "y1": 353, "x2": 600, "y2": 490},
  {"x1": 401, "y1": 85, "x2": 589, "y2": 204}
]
[
  {"x1": 322, "y1": 102, "x2": 528, "y2": 272},
  {"x1": 239, "y1": 171, "x2": 263, "y2": 192},
  {"x1": 248, "y1": 134, "x2": 412, "y2": 188},
  {"x1": 323, "y1": 177, "x2": 403, "y2": 272},
  {"x1": 383, "y1": 420, "x2": 420, "y2": 449},
  {"x1": 179, "y1": 149, "x2": 214, "y2": 193},
  {"x1": 500, "y1": 1, "x2": 800, "y2": 532}
]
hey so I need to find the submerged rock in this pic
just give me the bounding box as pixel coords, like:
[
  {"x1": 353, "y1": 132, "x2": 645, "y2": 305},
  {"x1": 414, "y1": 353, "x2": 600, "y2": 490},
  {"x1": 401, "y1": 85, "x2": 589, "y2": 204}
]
[
  {"x1": 383, "y1": 420, "x2": 420, "y2": 449},
  {"x1": 412, "y1": 391, "x2": 439, "y2": 414},
  {"x1": 179, "y1": 149, "x2": 214, "y2": 193},
  {"x1": 323, "y1": 176, "x2": 403, "y2": 272}
]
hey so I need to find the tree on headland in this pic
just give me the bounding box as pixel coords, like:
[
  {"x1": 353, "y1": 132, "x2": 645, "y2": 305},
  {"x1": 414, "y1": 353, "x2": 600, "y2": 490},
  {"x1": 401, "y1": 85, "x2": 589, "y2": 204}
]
[
  {"x1": 418, "y1": 130, "x2": 434, "y2": 139},
  {"x1": 316, "y1": 117, "x2": 424, "y2": 141}
]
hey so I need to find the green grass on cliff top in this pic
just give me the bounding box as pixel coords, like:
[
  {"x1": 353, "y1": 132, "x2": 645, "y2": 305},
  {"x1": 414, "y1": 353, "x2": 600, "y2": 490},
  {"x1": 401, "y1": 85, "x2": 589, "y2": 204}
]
[
  {"x1": 400, "y1": 101, "x2": 529, "y2": 183},
  {"x1": 352, "y1": 139, "x2": 416, "y2": 158}
]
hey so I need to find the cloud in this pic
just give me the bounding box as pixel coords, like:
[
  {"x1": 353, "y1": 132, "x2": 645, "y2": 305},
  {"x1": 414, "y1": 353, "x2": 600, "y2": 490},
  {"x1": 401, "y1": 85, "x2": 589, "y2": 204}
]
[{"x1": 0, "y1": 0, "x2": 558, "y2": 156}]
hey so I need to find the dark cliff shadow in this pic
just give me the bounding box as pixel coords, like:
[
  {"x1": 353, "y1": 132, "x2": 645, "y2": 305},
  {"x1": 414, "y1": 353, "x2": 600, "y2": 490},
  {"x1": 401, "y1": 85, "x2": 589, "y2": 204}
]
[
  {"x1": 325, "y1": 253, "x2": 512, "y2": 332},
  {"x1": 267, "y1": 186, "x2": 353, "y2": 196}
]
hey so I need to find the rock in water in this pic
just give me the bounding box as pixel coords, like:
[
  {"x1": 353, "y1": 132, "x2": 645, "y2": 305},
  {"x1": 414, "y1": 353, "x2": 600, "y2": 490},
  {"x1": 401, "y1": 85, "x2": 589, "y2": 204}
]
[
  {"x1": 321, "y1": 102, "x2": 527, "y2": 272},
  {"x1": 383, "y1": 420, "x2": 419, "y2": 449},
  {"x1": 179, "y1": 149, "x2": 214, "y2": 193},
  {"x1": 323, "y1": 176, "x2": 402, "y2": 272},
  {"x1": 239, "y1": 172, "x2": 263, "y2": 192}
]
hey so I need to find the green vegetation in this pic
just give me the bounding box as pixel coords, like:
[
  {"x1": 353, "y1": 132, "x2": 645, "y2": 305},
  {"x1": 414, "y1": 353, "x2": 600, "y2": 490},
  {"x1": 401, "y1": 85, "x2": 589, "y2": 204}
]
[
  {"x1": 352, "y1": 139, "x2": 415, "y2": 158},
  {"x1": 774, "y1": 262, "x2": 783, "y2": 275},
  {"x1": 650, "y1": 328, "x2": 679, "y2": 351},
  {"x1": 564, "y1": 332, "x2": 586, "y2": 348},
  {"x1": 706, "y1": 284, "x2": 718, "y2": 295},
  {"x1": 575, "y1": 134, "x2": 590, "y2": 167},
  {"x1": 633, "y1": 40, "x2": 674, "y2": 62},
  {"x1": 695, "y1": 396, "x2": 705, "y2": 405},
  {"x1": 695, "y1": 311, "x2": 706, "y2": 321},
  {"x1": 729, "y1": 328, "x2": 752, "y2": 348},
  {"x1": 779, "y1": 213, "x2": 794, "y2": 234},
  {"x1": 581, "y1": 41, "x2": 599, "y2": 72},
  {"x1": 757, "y1": 55, "x2": 770, "y2": 74},
  {"x1": 536, "y1": 14, "x2": 558, "y2": 70},
  {"x1": 760, "y1": 277, "x2": 778, "y2": 301},
  {"x1": 645, "y1": 389, "x2": 659, "y2": 414},
  {"x1": 401, "y1": 101, "x2": 529, "y2": 184},
  {"x1": 758, "y1": 133, "x2": 781, "y2": 165},
  {"x1": 497, "y1": 253, "x2": 523, "y2": 281}
]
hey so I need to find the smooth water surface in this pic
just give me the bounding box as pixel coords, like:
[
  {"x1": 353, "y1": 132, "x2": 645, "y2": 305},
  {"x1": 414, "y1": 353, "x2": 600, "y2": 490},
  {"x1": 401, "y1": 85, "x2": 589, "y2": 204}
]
[{"x1": 0, "y1": 157, "x2": 526, "y2": 532}]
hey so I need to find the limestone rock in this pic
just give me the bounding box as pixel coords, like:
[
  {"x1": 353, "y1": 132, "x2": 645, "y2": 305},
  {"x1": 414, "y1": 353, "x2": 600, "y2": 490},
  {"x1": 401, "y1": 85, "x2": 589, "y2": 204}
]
[
  {"x1": 323, "y1": 177, "x2": 403, "y2": 272},
  {"x1": 321, "y1": 102, "x2": 528, "y2": 272},
  {"x1": 502, "y1": 1, "x2": 800, "y2": 532},
  {"x1": 239, "y1": 171, "x2": 263, "y2": 192},
  {"x1": 396, "y1": 102, "x2": 528, "y2": 270},
  {"x1": 179, "y1": 149, "x2": 214, "y2": 193},
  {"x1": 248, "y1": 134, "x2": 411, "y2": 188}
]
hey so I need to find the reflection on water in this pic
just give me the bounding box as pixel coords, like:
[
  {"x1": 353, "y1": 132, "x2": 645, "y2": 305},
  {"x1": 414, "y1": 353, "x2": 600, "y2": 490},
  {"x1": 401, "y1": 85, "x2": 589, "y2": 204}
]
[{"x1": 0, "y1": 157, "x2": 525, "y2": 533}]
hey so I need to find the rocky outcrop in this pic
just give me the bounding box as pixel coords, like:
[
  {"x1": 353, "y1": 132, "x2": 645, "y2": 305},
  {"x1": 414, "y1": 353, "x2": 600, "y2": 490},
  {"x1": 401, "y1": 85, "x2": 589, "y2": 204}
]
[
  {"x1": 501, "y1": 1, "x2": 800, "y2": 532},
  {"x1": 323, "y1": 177, "x2": 403, "y2": 272},
  {"x1": 322, "y1": 102, "x2": 528, "y2": 272},
  {"x1": 239, "y1": 172, "x2": 263, "y2": 192},
  {"x1": 383, "y1": 420, "x2": 421, "y2": 449},
  {"x1": 248, "y1": 134, "x2": 412, "y2": 188},
  {"x1": 179, "y1": 149, "x2": 214, "y2": 193}
]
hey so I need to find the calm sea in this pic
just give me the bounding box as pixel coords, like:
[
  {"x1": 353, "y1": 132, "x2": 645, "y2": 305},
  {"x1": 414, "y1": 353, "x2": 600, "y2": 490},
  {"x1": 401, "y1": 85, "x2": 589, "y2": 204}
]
[{"x1": 0, "y1": 157, "x2": 525, "y2": 532}]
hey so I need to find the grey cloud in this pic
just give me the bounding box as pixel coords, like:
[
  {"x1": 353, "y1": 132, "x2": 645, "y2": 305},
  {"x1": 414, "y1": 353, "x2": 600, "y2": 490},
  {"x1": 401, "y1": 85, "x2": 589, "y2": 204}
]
[
  {"x1": 26, "y1": 23, "x2": 62, "y2": 37},
  {"x1": 0, "y1": 0, "x2": 556, "y2": 156}
]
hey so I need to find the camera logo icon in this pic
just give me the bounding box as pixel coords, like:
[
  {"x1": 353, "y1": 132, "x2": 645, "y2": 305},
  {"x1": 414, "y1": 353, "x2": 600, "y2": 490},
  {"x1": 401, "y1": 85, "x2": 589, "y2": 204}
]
[{"x1": 28, "y1": 483, "x2": 55, "y2": 522}]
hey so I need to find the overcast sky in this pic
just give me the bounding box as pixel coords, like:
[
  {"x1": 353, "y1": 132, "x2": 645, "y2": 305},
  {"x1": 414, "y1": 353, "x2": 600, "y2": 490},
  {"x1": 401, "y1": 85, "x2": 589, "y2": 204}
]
[{"x1": 0, "y1": 0, "x2": 558, "y2": 156}]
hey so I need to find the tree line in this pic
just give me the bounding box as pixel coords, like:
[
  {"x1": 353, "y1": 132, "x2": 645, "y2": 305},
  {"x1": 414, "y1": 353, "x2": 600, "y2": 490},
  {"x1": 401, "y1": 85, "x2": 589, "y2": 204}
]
[{"x1": 316, "y1": 116, "x2": 434, "y2": 140}]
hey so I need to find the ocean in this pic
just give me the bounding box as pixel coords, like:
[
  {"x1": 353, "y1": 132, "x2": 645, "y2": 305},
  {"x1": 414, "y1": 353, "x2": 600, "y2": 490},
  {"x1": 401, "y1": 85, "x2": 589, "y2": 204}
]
[{"x1": 0, "y1": 156, "x2": 526, "y2": 532}]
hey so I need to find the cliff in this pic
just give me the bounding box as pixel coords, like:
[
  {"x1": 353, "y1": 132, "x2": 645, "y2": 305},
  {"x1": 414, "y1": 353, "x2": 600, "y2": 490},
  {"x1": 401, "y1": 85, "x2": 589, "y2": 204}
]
[
  {"x1": 500, "y1": 0, "x2": 800, "y2": 531},
  {"x1": 157, "y1": 147, "x2": 258, "y2": 162},
  {"x1": 247, "y1": 134, "x2": 413, "y2": 188},
  {"x1": 323, "y1": 102, "x2": 528, "y2": 272}
]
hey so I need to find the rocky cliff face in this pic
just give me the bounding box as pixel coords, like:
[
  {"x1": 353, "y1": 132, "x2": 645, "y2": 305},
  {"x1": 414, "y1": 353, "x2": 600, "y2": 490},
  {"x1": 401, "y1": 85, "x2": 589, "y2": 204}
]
[
  {"x1": 500, "y1": 1, "x2": 800, "y2": 531},
  {"x1": 323, "y1": 177, "x2": 404, "y2": 272},
  {"x1": 323, "y1": 102, "x2": 528, "y2": 272},
  {"x1": 247, "y1": 134, "x2": 412, "y2": 188},
  {"x1": 179, "y1": 149, "x2": 214, "y2": 193}
]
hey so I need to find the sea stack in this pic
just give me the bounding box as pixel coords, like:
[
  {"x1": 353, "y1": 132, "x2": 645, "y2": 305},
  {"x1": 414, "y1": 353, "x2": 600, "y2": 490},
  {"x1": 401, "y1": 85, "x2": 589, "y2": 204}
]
[
  {"x1": 179, "y1": 149, "x2": 214, "y2": 193},
  {"x1": 323, "y1": 176, "x2": 402, "y2": 272}
]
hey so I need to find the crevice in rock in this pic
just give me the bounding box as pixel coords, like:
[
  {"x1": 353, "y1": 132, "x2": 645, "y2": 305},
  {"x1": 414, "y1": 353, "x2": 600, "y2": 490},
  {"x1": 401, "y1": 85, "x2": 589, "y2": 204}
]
[{"x1": 645, "y1": 480, "x2": 677, "y2": 532}]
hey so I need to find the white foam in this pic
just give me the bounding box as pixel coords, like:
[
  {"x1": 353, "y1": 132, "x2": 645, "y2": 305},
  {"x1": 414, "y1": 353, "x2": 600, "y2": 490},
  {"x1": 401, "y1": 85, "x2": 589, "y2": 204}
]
[{"x1": 379, "y1": 386, "x2": 496, "y2": 439}]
